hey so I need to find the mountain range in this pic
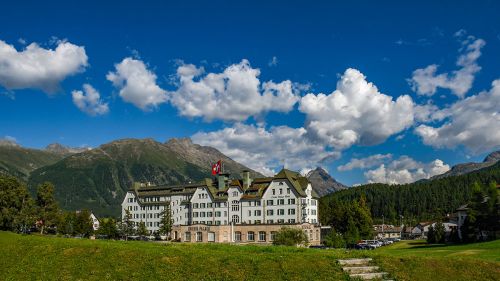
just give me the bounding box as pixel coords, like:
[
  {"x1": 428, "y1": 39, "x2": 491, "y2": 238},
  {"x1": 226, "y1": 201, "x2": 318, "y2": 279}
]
[
  {"x1": 306, "y1": 167, "x2": 347, "y2": 196},
  {"x1": 431, "y1": 151, "x2": 500, "y2": 180}
]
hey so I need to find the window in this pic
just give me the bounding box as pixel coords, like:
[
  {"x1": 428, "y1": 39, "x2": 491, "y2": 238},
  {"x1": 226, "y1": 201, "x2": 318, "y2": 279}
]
[
  {"x1": 224, "y1": 211, "x2": 227, "y2": 217},
  {"x1": 232, "y1": 200, "x2": 239, "y2": 211},
  {"x1": 279, "y1": 189, "x2": 283, "y2": 195},
  {"x1": 277, "y1": 219, "x2": 284, "y2": 224},
  {"x1": 215, "y1": 211, "x2": 221, "y2": 217},
  {"x1": 278, "y1": 199, "x2": 284, "y2": 205},
  {"x1": 267, "y1": 219, "x2": 274, "y2": 224},
  {"x1": 272, "y1": 189, "x2": 276, "y2": 195},
  {"x1": 247, "y1": 231, "x2": 255, "y2": 241},
  {"x1": 196, "y1": 232, "x2": 203, "y2": 242},
  {"x1": 287, "y1": 188, "x2": 291, "y2": 194},
  {"x1": 200, "y1": 203, "x2": 206, "y2": 208},
  {"x1": 207, "y1": 203, "x2": 212, "y2": 208},
  {"x1": 254, "y1": 210, "x2": 261, "y2": 216},
  {"x1": 311, "y1": 200, "x2": 317, "y2": 206},
  {"x1": 200, "y1": 212, "x2": 206, "y2": 217},
  {"x1": 232, "y1": 215, "x2": 240, "y2": 223},
  {"x1": 185, "y1": 232, "x2": 191, "y2": 242},
  {"x1": 208, "y1": 232, "x2": 215, "y2": 242},
  {"x1": 193, "y1": 203, "x2": 198, "y2": 209},
  {"x1": 255, "y1": 220, "x2": 261, "y2": 224},
  {"x1": 270, "y1": 231, "x2": 277, "y2": 241},
  {"x1": 215, "y1": 220, "x2": 221, "y2": 225},
  {"x1": 255, "y1": 201, "x2": 261, "y2": 206},
  {"x1": 288, "y1": 199, "x2": 295, "y2": 205},
  {"x1": 259, "y1": 231, "x2": 266, "y2": 241},
  {"x1": 266, "y1": 209, "x2": 274, "y2": 216},
  {"x1": 234, "y1": 231, "x2": 242, "y2": 242},
  {"x1": 266, "y1": 200, "x2": 273, "y2": 206},
  {"x1": 288, "y1": 209, "x2": 295, "y2": 215},
  {"x1": 193, "y1": 212, "x2": 199, "y2": 218},
  {"x1": 207, "y1": 212, "x2": 213, "y2": 217},
  {"x1": 289, "y1": 219, "x2": 296, "y2": 223},
  {"x1": 232, "y1": 191, "x2": 238, "y2": 197},
  {"x1": 278, "y1": 209, "x2": 284, "y2": 215},
  {"x1": 248, "y1": 210, "x2": 252, "y2": 217}
]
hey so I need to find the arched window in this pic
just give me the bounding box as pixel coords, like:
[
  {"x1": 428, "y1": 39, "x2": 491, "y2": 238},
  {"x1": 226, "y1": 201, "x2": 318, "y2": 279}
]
[
  {"x1": 234, "y1": 231, "x2": 242, "y2": 242},
  {"x1": 232, "y1": 215, "x2": 240, "y2": 223}
]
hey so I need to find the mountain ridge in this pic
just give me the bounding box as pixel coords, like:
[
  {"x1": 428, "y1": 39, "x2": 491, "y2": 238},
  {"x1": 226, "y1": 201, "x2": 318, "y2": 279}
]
[{"x1": 306, "y1": 167, "x2": 347, "y2": 196}]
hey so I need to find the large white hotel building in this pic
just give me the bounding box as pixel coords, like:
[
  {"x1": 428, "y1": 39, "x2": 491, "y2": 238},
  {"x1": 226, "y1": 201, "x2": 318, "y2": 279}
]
[{"x1": 121, "y1": 169, "x2": 321, "y2": 244}]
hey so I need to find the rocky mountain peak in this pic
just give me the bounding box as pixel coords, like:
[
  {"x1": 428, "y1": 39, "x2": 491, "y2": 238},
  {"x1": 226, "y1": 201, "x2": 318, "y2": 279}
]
[
  {"x1": 484, "y1": 151, "x2": 500, "y2": 163},
  {"x1": 306, "y1": 167, "x2": 347, "y2": 197},
  {"x1": 45, "y1": 143, "x2": 90, "y2": 155},
  {"x1": 0, "y1": 138, "x2": 20, "y2": 147}
]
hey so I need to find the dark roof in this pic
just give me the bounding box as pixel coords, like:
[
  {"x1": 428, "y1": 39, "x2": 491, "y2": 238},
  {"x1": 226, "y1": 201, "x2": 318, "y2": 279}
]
[{"x1": 131, "y1": 168, "x2": 316, "y2": 200}]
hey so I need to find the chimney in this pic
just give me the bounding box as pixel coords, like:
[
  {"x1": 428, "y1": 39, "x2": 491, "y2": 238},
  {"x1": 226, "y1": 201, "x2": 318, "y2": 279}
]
[
  {"x1": 217, "y1": 173, "x2": 228, "y2": 190},
  {"x1": 242, "y1": 170, "x2": 252, "y2": 189}
]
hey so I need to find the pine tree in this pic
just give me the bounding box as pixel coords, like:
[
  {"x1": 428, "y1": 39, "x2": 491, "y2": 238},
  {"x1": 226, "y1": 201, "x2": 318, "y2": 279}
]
[
  {"x1": 427, "y1": 225, "x2": 435, "y2": 243},
  {"x1": 158, "y1": 202, "x2": 173, "y2": 238},
  {"x1": 137, "y1": 221, "x2": 149, "y2": 237},
  {"x1": 97, "y1": 218, "x2": 119, "y2": 239},
  {"x1": 434, "y1": 221, "x2": 446, "y2": 243},
  {"x1": 74, "y1": 209, "x2": 94, "y2": 237},
  {"x1": 36, "y1": 182, "x2": 59, "y2": 234},
  {"x1": 120, "y1": 209, "x2": 135, "y2": 240}
]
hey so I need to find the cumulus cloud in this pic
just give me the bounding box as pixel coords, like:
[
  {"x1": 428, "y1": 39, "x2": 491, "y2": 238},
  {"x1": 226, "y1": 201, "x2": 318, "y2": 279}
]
[
  {"x1": 0, "y1": 39, "x2": 88, "y2": 93},
  {"x1": 409, "y1": 31, "x2": 485, "y2": 98},
  {"x1": 299, "y1": 68, "x2": 414, "y2": 149},
  {"x1": 71, "y1": 84, "x2": 109, "y2": 116},
  {"x1": 192, "y1": 123, "x2": 340, "y2": 176},
  {"x1": 364, "y1": 156, "x2": 450, "y2": 184},
  {"x1": 338, "y1": 154, "x2": 392, "y2": 171},
  {"x1": 415, "y1": 79, "x2": 500, "y2": 153},
  {"x1": 107, "y1": 57, "x2": 167, "y2": 110},
  {"x1": 168, "y1": 59, "x2": 300, "y2": 122}
]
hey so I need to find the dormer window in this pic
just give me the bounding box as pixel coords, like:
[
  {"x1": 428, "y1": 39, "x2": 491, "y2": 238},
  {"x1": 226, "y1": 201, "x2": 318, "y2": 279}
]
[{"x1": 232, "y1": 191, "x2": 238, "y2": 197}]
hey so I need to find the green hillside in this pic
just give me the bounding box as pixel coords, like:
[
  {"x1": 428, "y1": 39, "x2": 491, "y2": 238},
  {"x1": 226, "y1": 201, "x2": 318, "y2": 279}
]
[
  {"x1": 0, "y1": 146, "x2": 63, "y2": 181},
  {"x1": 28, "y1": 138, "x2": 260, "y2": 217},
  {"x1": 320, "y1": 161, "x2": 500, "y2": 225}
]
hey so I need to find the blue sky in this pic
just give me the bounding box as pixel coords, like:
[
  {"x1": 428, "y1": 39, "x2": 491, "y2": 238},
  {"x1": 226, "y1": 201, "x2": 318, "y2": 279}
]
[{"x1": 1, "y1": 1, "x2": 499, "y2": 185}]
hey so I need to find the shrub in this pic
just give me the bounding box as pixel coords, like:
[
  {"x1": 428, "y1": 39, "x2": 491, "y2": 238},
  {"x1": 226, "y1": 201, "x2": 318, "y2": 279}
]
[{"x1": 273, "y1": 227, "x2": 308, "y2": 246}]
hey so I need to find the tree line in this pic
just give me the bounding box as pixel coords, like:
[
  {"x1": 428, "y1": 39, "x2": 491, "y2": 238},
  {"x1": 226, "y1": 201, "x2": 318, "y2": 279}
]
[
  {"x1": 0, "y1": 175, "x2": 173, "y2": 239},
  {"x1": 321, "y1": 162, "x2": 500, "y2": 225}
]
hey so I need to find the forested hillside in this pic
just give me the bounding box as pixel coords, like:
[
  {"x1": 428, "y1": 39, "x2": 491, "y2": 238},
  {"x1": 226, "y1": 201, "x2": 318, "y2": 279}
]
[{"x1": 320, "y1": 161, "x2": 500, "y2": 225}]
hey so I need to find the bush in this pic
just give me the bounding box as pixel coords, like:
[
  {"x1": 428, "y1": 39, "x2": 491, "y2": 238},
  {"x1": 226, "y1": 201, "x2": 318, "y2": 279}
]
[
  {"x1": 323, "y1": 229, "x2": 346, "y2": 248},
  {"x1": 273, "y1": 227, "x2": 308, "y2": 246}
]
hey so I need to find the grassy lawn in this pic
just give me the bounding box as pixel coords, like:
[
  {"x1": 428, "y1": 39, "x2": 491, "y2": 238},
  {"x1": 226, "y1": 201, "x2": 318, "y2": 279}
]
[
  {"x1": 0, "y1": 231, "x2": 355, "y2": 281},
  {"x1": 367, "y1": 240, "x2": 500, "y2": 281},
  {"x1": 0, "y1": 231, "x2": 498, "y2": 281}
]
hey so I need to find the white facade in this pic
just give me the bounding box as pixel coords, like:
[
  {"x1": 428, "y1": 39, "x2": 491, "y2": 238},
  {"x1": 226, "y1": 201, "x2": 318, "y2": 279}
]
[{"x1": 121, "y1": 169, "x2": 319, "y2": 234}]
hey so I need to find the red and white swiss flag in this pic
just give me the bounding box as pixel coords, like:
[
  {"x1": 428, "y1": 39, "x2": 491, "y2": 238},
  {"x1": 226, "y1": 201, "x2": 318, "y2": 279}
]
[{"x1": 212, "y1": 160, "x2": 222, "y2": 175}]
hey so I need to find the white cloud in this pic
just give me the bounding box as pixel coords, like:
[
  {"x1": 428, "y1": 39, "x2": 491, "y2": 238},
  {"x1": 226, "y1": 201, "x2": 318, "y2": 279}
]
[
  {"x1": 71, "y1": 84, "x2": 109, "y2": 116},
  {"x1": 192, "y1": 123, "x2": 340, "y2": 176},
  {"x1": 364, "y1": 156, "x2": 450, "y2": 184},
  {"x1": 0, "y1": 39, "x2": 88, "y2": 93},
  {"x1": 268, "y1": 56, "x2": 278, "y2": 67},
  {"x1": 415, "y1": 79, "x2": 500, "y2": 153},
  {"x1": 338, "y1": 154, "x2": 392, "y2": 171},
  {"x1": 167, "y1": 59, "x2": 300, "y2": 122},
  {"x1": 299, "y1": 68, "x2": 414, "y2": 149},
  {"x1": 107, "y1": 57, "x2": 167, "y2": 110},
  {"x1": 409, "y1": 32, "x2": 485, "y2": 98}
]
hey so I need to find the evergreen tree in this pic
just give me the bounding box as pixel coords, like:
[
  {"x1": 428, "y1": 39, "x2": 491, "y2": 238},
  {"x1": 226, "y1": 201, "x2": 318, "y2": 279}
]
[
  {"x1": 434, "y1": 221, "x2": 446, "y2": 243},
  {"x1": 58, "y1": 211, "x2": 77, "y2": 236},
  {"x1": 120, "y1": 209, "x2": 135, "y2": 240},
  {"x1": 97, "y1": 218, "x2": 119, "y2": 239},
  {"x1": 36, "y1": 182, "x2": 59, "y2": 234},
  {"x1": 344, "y1": 218, "x2": 360, "y2": 245},
  {"x1": 158, "y1": 203, "x2": 173, "y2": 238},
  {"x1": 74, "y1": 209, "x2": 94, "y2": 237},
  {"x1": 137, "y1": 221, "x2": 149, "y2": 237},
  {"x1": 427, "y1": 225, "x2": 435, "y2": 243}
]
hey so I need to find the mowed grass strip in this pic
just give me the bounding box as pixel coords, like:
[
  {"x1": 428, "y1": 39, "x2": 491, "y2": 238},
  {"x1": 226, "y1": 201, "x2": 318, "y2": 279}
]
[
  {"x1": 368, "y1": 240, "x2": 500, "y2": 281},
  {"x1": 0, "y1": 231, "x2": 352, "y2": 281}
]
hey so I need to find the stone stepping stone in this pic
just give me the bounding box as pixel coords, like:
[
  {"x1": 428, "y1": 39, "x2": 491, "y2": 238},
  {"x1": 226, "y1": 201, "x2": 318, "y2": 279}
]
[
  {"x1": 342, "y1": 266, "x2": 379, "y2": 274},
  {"x1": 337, "y1": 258, "x2": 372, "y2": 265},
  {"x1": 349, "y1": 272, "x2": 388, "y2": 280}
]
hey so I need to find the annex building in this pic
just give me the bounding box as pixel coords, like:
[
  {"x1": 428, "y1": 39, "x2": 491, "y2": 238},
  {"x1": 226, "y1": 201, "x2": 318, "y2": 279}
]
[{"x1": 121, "y1": 169, "x2": 321, "y2": 245}]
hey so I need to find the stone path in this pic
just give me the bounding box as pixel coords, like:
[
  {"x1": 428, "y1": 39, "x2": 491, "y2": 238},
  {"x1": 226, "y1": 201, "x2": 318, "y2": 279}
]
[{"x1": 337, "y1": 258, "x2": 393, "y2": 280}]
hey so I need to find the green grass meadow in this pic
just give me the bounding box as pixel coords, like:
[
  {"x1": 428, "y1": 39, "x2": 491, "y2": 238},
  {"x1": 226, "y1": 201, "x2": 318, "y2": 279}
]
[{"x1": 0, "y1": 231, "x2": 498, "y2": 281}]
